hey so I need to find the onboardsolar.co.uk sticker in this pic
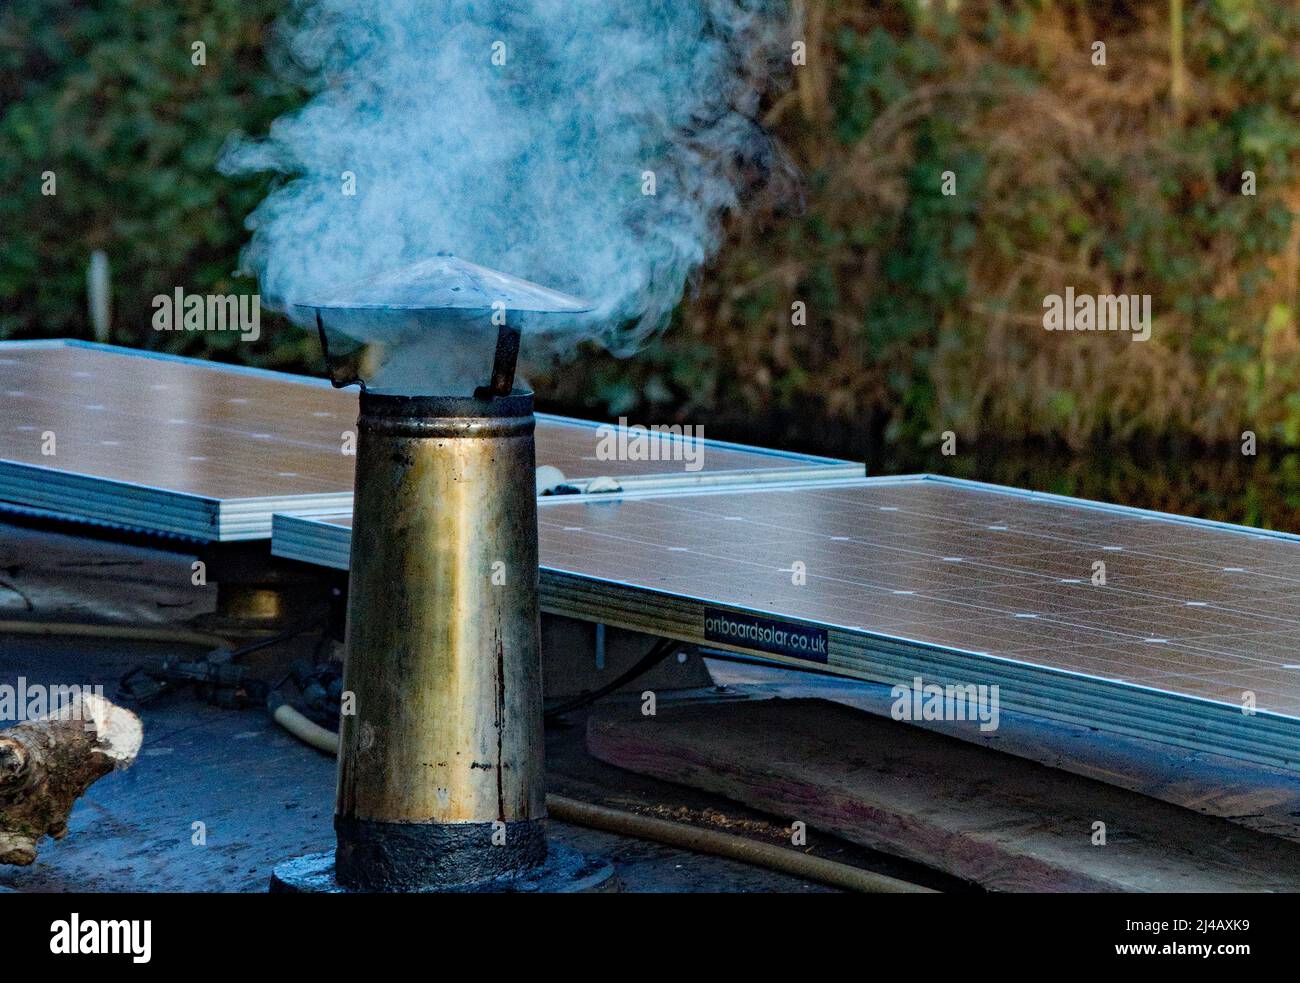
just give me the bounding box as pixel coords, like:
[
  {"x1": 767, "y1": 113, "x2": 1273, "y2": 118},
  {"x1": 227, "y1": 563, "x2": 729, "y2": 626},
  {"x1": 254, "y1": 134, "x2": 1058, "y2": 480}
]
[{"x1": 703, "y1": 607, "x2": 829, "y2": 664}]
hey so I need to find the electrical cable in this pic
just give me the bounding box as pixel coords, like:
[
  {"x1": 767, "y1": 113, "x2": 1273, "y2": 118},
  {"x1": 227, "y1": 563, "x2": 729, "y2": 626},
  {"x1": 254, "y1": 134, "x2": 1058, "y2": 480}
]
[
  {"x1": 542, "y1": 637, "x2": 679, "y2": 720},
  {"x1": 112, "y1": 603, "x2": 336, "y2": 707},
  {"x1": 219, "y1": 604, "x2": 332, "y2": 661}
]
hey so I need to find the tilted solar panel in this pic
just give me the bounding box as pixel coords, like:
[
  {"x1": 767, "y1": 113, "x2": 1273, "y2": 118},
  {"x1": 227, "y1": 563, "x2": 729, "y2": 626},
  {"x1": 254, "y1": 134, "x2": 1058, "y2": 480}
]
[
  {"x1": 0, "y1": 340, "x2": 861, "y2": 540},
  {"x1": 271, "y1": 476, "x2": 1300, "y2": 769}
]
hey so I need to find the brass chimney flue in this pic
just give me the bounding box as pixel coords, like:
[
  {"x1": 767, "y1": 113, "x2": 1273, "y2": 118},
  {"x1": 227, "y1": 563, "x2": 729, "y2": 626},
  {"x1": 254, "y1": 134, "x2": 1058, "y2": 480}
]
[
  {"x1": 335, "y1": 388, "x2": 546, "y2": 889},
  {"x1": 272, "y1": 256, "x2": 614, "y2": 892}
]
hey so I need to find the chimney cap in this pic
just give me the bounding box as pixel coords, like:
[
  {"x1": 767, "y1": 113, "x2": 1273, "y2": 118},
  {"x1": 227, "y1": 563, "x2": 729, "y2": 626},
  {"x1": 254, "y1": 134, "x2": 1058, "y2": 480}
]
[{"x1": 292, "y1": 254, "x2": 593, "y2": 314}]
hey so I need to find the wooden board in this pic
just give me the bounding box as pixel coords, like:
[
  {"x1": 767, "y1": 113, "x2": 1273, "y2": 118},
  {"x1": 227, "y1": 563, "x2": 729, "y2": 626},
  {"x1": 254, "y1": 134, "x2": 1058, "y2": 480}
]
[
  {"x1": 705, "y1": 659, "x2": 1300, "y2": 844},
  {"x1": 587, "y1": 698, "x2": 1300, "y2": 892}
]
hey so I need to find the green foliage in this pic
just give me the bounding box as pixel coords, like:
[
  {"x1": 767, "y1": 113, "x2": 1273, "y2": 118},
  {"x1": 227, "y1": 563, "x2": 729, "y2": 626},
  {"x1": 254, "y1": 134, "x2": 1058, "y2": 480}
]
[
  {"x1": 0, "y1": 0, "x2": 312, "y2": 368},
  {"x1": 572, "y1": 0, "x2": 1300, "y2": 452},
  {"x1": 825, "y1": 25, "x2": 975, "y2": 442},
  {"x1": 2, "y1": 0, "x2": 1298, "y2": 452}
]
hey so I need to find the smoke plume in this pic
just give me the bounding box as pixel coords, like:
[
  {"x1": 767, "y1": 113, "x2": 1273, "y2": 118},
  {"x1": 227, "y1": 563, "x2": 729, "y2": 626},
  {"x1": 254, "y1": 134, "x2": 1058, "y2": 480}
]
[{"x1": 223, "y1": 0, "x2": 792, "y2": 381}]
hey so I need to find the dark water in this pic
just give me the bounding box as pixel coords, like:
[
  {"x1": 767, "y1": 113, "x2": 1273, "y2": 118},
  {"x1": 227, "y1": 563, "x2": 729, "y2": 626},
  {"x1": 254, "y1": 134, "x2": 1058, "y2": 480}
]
[{"x1": 872, "y1": 444, "x2": 1300, "y2": 535}]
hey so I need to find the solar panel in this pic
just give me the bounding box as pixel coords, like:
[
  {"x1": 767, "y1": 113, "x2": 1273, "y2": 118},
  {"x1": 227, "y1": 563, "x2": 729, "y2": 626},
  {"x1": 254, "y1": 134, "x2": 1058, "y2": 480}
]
[
  {"x1": 271, "y1": 475, "x2": 1300, "y2": 770},
  {"x1": 0, "y1": 340, "x2": 861, "y2": 540}
]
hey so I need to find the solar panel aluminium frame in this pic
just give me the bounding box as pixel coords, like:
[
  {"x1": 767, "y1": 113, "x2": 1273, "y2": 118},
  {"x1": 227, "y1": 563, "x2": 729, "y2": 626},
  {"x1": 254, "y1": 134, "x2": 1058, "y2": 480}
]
[
  {"x1": 0, "y1": 340, "x2": 862, "y2": 541},
  {"x1": 530, "y1": 419, "x2": 864, "y2": 491},
  {"x1": 270, "y1": 475, "x2": 1300, "y2": 771}
]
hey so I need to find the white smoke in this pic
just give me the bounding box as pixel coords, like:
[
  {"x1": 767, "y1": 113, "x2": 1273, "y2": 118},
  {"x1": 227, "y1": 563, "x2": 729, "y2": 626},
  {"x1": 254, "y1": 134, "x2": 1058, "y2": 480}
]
[{"x1": 223, "y1": 0, "x2": 791, "y2": 371}]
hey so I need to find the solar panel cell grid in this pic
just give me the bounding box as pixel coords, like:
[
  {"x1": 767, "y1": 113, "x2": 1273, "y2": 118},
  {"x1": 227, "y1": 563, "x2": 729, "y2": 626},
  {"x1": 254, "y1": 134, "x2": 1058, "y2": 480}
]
[
  {"x1": 273, "y1": 476, "x2": 1300, "y2": 727},
  {"x1": 532, "y1": 480, "x2": 1300, "y2": 717},
  {"x1": 0, "y1": 343, "x2": 356, "y2": 500},
  {"x1": 0, "y1": 342, "x2": 861, "y2": 539}
]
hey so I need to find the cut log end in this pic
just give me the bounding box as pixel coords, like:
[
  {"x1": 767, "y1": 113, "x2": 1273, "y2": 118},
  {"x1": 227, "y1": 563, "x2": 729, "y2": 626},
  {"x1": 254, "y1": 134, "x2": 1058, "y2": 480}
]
[
  {"x1": 0, "y1": 692, "x2": 141, "y2": 866},
  {"x1": 75, "y1": 692, "x2": 144, "y2": 763}
]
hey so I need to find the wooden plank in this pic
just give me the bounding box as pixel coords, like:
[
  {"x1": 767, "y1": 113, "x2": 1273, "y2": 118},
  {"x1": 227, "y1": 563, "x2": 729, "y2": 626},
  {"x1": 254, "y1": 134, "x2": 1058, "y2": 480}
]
[
  {"x1": 706, "y1": 660, "x2": 1300, "y2": 844},
  {"x1": 587, "y1": 698, "x2": 1300, "y2": 892}
]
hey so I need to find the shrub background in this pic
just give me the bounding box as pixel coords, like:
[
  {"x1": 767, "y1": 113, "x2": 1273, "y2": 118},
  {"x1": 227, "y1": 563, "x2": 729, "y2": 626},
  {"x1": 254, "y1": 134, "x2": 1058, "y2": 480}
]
[{"x1": 2, "y1": 0, "x2": 1297, "y2": 461}]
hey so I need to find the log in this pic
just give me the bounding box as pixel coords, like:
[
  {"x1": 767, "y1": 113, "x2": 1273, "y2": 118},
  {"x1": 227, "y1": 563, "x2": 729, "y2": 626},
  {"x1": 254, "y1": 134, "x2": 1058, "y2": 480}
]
[{"x1": 0, "y1": 692, "x2": 142, "y2": 865}]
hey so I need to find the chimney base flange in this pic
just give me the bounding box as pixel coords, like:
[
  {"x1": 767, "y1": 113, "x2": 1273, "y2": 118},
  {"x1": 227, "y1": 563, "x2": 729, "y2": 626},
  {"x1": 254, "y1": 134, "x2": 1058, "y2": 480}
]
[{"x1": 269, "y1": 843, "x2": 618, "y2": 894}]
